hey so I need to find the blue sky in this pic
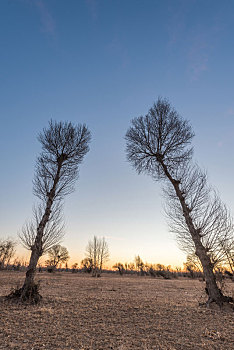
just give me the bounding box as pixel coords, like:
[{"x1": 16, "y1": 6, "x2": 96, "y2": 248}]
[{"x1": 0, "y1": 0, "x2": 234, "y2": 267}]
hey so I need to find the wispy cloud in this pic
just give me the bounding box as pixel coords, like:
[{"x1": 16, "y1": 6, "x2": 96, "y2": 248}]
[
  {"x1": 186, "y1": 20, "x2": 222, "y2": 81},
  {"x1": 166, "y1": 3, "x2": 221, "y2": 81},
  {"x1": 187, "y1": 34, "x2": 209, "y2": 81},
  {"x1": 166, "y1": 4, "x2": 188, "y2": 47},
  {"x1": 33, "y1": 0, "x2": 56, "y2": 36},
  {"x1": 85, "y1": 0, "x2": 98, "y2": 20}
]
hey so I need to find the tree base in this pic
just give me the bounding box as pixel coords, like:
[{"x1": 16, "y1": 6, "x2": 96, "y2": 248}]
[
  {"x1": 6, "y1": 283, "x2": 42, "y2": 304},
  {"x1": 200, "y1": 300, "x2": 234, "y2": 313},
  {"x1": 208, "y1": 295, "x2": 233, "y2": 308},
  {"x1": 200, "y1": 288, "x2": 234, "y2": 309}
]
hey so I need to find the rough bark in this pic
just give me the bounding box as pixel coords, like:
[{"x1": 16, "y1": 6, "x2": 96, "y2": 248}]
[{"x1": 158, "y1": 155, "x2": 228, "y2": 306}]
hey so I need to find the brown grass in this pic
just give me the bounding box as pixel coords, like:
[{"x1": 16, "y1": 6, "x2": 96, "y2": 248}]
[{"x1": 0, "y1": 271, "x2": 233, "y2": 349}]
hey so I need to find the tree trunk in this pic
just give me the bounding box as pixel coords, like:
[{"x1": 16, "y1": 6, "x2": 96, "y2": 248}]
[
  {"x1": 159, "y1": 157, "x2": 225, "y2": 306},
  {"x1": 20, "y1": 199, "x2": 53, "y2": 300},
  {"x1": 19, "y1": 247, "x2": 41, "y2": 301},
  {"x1": 8, "y1": 161, "x2": 63, "y2": 302}
]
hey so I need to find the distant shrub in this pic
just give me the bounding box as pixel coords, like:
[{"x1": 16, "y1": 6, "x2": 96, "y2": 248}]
[{"x1": 47, "y1": 266, "x2": 55, "y2": 273}]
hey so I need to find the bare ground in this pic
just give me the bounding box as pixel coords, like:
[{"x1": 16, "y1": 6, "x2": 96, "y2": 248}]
[{"x1": 0, "y1": 272, "x2": 233, "y2": 350}]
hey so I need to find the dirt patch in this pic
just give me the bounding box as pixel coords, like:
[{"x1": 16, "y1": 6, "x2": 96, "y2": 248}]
[{"x1": 0, "y1": 272, "x2": 233, "y2": 349}]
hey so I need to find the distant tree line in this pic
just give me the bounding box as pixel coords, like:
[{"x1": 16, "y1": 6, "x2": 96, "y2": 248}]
[
  {"x1": 112, "y1": 255, "x2": 233, "y2": 281},
  {"x1": 1, "y1": 234, "x2": 232, "y2": 281}
]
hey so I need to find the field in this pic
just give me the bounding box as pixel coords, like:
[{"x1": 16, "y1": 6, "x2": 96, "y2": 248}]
[{"x1": 0, "y1": 272, "x2": 233, "y2": 350}]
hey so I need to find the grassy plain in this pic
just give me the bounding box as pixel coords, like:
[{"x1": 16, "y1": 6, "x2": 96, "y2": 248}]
[{"x1": 0, "y1": 271, "x2": 233, "y2": 350}]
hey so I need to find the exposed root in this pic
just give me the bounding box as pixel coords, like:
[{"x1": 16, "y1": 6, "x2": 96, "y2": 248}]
[
  {"x1": 199, "y1": 287, "x2": 234, "y2": 309},
  {"x1": 6, "y1": 282, "x2": 42, "y2": 304}
]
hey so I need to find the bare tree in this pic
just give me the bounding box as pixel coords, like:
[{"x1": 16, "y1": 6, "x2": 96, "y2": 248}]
[
  {"x1": 10, "y1": 120, "x2": 91, "y2": 302},
  {"x1": 71, "y1": 262, "x2": 79, "y2": 273},
  {"x1": 0, "y1": 238, "x2": 16, "y2": 269},
  {"x1": 185, "y1": 253, "x2": 203, "y2": 273},
  {"x1": 113, "y1": 262, "x2": 125, "y2": 275},
  {"x1": 134, "y1": 255, "x2": 144, "y2": 274},
  {"x1": 99, "y1": 237, "x2": 109, "y2": 273},
  {"x1": 45, "y1": 244, "x2": 70, "y2": 271},
  {"x1": 81, "y1": 257, "x2": 93, "y2": 273},
  {"x1": 125, "y1": 98, "x2": 233, "y2": 307},
  {"x1": 85, "y1": 236, "x2": 109, "y2": 277}
]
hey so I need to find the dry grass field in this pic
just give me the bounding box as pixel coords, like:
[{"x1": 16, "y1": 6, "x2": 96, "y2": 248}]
[{"x1": 0, "y1": 271, "x2": 233, "y2": 350}]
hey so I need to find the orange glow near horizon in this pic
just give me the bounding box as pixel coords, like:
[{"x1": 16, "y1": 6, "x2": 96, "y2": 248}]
[{"x1": 15, "y1": 247, "x2": 186, "y2": 271}]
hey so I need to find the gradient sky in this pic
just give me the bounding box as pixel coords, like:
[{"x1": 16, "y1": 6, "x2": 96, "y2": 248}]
[{"x1": 0, "y1": 0, "x2": 234, "y2": 268}]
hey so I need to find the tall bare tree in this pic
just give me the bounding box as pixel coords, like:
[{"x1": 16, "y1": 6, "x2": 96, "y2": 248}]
[
  {"x1": 85, "y1": 236, "x2": 109, "y2": 277},
  {"x1": 125, "y1": 98, "x2": 233, "y2": 307},
  {"x1": 11, "y1": 120, "x2": 91, "y2": 302}
]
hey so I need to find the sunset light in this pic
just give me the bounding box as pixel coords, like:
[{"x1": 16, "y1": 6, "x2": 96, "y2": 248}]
[{"x1": 0, "y1": 1, "x2": 233, "y2": 348}]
